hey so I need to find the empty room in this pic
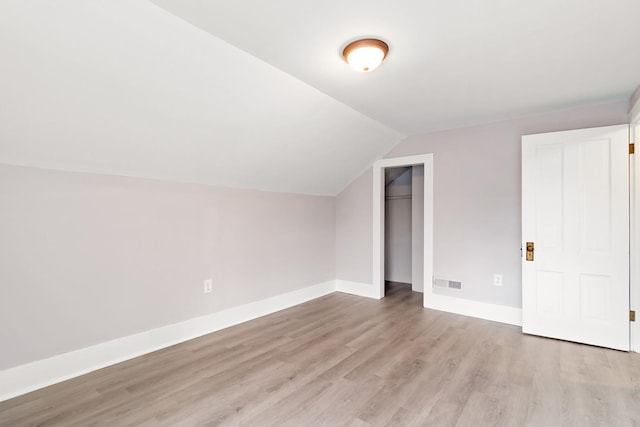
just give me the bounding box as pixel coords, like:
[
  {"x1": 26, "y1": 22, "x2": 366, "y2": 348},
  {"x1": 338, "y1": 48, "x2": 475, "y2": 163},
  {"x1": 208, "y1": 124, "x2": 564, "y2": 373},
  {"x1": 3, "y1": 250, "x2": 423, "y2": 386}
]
[{"x1": 2, "y1": 1, "x2": 640, "y2": 426}]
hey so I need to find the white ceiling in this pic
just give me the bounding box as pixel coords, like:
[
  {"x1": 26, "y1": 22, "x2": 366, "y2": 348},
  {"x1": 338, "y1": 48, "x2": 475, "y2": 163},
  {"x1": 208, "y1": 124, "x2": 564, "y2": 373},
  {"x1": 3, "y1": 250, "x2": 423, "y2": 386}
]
[
  {"x1": 2, "y1": 1, "x2": 639, "y2": 196},
  {"x1": 0, "y1": 1, "x2": 402, "y2": 195},
  {"x1": 151, "y1": 0, "x2": 640, "y2": 134}
]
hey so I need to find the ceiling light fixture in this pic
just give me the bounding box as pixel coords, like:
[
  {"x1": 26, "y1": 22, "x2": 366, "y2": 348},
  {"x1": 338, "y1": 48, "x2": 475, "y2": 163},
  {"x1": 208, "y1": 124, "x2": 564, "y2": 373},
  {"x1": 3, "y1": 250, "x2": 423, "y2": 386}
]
[{"x1": 342, "y1": 38, "x2": 389, "y2": 72}]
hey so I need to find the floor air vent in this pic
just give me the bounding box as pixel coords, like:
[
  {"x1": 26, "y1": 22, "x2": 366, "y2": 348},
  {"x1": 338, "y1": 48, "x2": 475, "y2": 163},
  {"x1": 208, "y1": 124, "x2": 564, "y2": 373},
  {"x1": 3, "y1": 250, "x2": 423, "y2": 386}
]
[{"x1": 433, "y1": 278, "x2": 463, "y2": 291}]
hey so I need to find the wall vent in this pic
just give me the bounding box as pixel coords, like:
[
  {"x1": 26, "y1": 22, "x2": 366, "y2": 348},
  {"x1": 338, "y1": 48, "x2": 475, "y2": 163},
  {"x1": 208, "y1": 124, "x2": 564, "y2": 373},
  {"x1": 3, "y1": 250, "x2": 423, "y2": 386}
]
[
  {"x1": 448, "y1": 280, "x2": 463, "y2": 290},
  {"x1": 433, "y1": 278, "x2": 463, "y2": 291}
]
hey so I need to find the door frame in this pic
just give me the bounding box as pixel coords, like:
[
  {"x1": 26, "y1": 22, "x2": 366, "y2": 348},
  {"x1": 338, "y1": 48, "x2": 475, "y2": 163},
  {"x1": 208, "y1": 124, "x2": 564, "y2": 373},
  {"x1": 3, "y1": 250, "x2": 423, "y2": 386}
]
[
  {"x1": 630, "y1": 101, "x2": 640, "y2": 353},
  {"x1": 372, "y1": 154, "x2": 434, "y2": 306}
]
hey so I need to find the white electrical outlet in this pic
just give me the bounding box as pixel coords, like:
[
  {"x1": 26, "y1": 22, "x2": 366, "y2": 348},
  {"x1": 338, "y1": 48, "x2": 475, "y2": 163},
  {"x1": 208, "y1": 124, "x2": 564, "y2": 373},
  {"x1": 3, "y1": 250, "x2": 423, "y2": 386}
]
[
  {"x1": 493, "y1": 274, "x2": 503, "y2": 286},
  {"x1": 203, "y1": 279, "x2": 213, "y2": 294}
]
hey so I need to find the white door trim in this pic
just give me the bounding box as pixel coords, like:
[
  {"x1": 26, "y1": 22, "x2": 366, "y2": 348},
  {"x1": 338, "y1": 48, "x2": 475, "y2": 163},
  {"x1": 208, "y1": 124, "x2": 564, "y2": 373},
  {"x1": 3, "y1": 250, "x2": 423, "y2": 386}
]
[
  {"x1": 630, "y1": 108, "x2": 640, "y2": 353},
  {"x1": 373, "y1": 154, "x2": 434, "y2": 306}
]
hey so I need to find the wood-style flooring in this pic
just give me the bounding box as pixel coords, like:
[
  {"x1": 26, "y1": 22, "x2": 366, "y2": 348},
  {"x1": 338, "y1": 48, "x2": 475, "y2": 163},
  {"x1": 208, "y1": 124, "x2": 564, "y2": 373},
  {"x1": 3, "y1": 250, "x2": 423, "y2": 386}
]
[{"x1": 1, "y1": 282, "x2": 640, "y2": 426}]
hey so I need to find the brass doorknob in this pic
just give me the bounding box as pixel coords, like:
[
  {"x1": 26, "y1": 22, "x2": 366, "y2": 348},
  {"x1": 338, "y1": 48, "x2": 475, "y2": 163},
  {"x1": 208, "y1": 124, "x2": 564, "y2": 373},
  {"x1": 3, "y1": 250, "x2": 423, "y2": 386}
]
[{"x1": 526, "y1": 242, "x2": 534, "y2": 261}]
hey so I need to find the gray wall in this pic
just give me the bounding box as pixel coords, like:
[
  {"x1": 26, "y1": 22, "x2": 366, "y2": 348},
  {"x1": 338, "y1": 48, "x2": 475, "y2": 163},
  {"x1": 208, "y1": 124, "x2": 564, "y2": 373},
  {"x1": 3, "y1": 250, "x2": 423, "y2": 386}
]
[
  {"x1": 629, "y1": 86, "x2": 640, "y2": 114},
  {"x1": 385, "y1": 168, "x2": 412, "y2": 284},
  {"x1": 2, "y1": 100, "x2": 630, "y2": 371},
  {"x1": 335, "y1": 100, "x2": 629, "y2": 308},
  {"x1": 0, "y1": 164, "x2": 335, "y2": 370},
  {"x1": 335, "y1": 168, "x2": 373, "y2": 284}
]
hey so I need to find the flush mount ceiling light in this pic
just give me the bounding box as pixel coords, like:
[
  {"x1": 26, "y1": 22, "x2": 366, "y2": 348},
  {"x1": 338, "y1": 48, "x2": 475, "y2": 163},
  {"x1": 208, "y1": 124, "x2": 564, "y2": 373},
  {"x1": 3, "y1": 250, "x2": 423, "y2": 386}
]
[{"x1": 342, "y1": 38, "x2": 389, "y2": 72}]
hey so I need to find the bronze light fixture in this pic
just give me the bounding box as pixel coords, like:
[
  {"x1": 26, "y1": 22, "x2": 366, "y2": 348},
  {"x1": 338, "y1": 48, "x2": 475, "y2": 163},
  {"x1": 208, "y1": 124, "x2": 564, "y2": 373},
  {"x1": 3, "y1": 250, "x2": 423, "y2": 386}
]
[{"x1": 342, "y1": 38, "x2": 389, "y2": 72}]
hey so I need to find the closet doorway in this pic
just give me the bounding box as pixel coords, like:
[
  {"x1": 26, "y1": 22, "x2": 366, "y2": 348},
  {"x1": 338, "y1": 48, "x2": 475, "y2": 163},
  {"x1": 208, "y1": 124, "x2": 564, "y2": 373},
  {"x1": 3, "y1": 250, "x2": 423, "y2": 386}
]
[
  {"x1": 384, "y1": 166, "x2": 423, "y2": 298},
  {"x1": 373, "y1": 154, "x2": 434, "y2": 307}
]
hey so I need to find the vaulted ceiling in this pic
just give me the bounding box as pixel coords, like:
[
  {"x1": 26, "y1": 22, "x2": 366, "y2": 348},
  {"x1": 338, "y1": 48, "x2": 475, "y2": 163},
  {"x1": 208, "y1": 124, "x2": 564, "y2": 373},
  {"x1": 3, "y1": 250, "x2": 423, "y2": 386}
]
[
  {"x1": 151, "y1": 0, "x2": 640, "y2": 134},
  {"x1": 1, "y1": 1, "x2": 639, "y2": 195},
  {"x1": 0, "y1": 1, "x2": 402, "y2": 195}
]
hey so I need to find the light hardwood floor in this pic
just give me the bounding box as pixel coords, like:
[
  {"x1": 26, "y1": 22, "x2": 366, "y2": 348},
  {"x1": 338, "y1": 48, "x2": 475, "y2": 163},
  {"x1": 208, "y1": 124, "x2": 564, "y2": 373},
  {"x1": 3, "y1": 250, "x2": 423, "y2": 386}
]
[{"x1": 1, "y1": 283, "x2": 640, "y2": 426}]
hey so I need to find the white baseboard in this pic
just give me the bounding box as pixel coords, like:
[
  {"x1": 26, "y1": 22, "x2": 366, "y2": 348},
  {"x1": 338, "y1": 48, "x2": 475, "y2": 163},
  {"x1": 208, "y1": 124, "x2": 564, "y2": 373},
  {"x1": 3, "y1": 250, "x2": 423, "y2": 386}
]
[
  {"x1": 334, "y1": 280, "x2": 521, "y2": 326},
  {"x1": 0, "y1": 280, "x2": 526, "y2": 402},
  {"x1": 424, "y1": 292, "x2": 522, "y2": 327},
  {"x1": 335, "y1": 280, "x2": 380, "y2": 299},
  {"x1": 0, "y1": 281, "x2": 335, "y2": 403}
]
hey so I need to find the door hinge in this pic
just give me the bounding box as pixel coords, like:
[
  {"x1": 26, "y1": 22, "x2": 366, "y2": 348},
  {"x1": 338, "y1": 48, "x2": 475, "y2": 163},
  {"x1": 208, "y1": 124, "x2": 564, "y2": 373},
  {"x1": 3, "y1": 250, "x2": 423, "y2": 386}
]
[
  {"x1": 631, "y1": 310, "x2": 636, "y2": 322},
  {"x1": 630, "y1": 143, "x2": 635, "y2": 154}
]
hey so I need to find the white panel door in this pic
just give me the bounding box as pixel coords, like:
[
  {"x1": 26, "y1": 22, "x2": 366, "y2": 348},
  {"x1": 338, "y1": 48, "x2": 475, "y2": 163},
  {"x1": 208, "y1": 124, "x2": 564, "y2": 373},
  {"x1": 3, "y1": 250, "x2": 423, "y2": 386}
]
[{"x1": 522, "y1": 125, "x2": 629, "y2": 351}]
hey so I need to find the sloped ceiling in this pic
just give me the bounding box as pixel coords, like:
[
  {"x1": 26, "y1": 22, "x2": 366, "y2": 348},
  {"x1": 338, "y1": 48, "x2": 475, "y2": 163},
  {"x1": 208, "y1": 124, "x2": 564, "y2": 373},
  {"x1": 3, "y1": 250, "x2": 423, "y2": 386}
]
[
  {"x1": 0, "y1": 1, "x2": 403, "y2": 195},
  {"x1": 2, "y1": 1, "x2": 639, "y2": 196},
  {"x1": 151, "y1": 0, "x2": 640, "y2": 134}
]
